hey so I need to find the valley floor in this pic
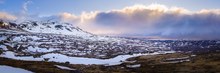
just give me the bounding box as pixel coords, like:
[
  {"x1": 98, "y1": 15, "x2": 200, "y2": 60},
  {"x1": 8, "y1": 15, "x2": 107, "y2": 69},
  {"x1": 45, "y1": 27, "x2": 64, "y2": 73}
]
[{"x1": 0, "y1": 51, "x2": 219, "y2": 73}]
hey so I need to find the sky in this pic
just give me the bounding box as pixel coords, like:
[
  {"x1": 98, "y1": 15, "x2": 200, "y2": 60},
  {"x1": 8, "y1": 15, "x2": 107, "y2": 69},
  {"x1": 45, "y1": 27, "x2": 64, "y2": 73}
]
[{"x1": 0, "y1": 0, "x2": 220, "y2": 40}]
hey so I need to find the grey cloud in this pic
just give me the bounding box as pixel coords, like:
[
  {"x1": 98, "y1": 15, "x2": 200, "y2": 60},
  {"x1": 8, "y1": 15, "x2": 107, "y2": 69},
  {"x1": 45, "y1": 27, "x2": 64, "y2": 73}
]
[
  {"x1": 85, "y1": 5, "x2": 220, "y2": 40},
  {"x1": 29, "y1": 4, "x2": 220, "y2": 40}
]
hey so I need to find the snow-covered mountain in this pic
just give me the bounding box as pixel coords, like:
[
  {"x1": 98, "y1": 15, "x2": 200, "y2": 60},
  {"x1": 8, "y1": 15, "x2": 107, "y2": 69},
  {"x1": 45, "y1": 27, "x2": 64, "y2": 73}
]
[
  {"x1": 1, "y1": 20, "x2": 93, "y2": 38},
  {"x1": 19, "y1": 20, "x2": 93, "y2": 37}
]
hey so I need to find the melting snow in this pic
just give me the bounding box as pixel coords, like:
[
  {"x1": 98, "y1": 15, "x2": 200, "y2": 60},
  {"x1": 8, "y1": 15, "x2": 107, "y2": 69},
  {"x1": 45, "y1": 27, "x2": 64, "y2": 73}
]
[
  {"x1": 126, "y1": 64, "x2": 141, "y2": 68},
  {"x1": 0, "y1": 45, "x2": 7, "y2": 50},
  {"x1": 0, "y1": 36, "x2": 7, "y2": 41},
  {"x1": 0, "y1": 65, "x2": 33, "y2": 73},
  {"x1": 0, "y1": 51, "x2": 175, "y2": 66},
  {"x1": 54, "y1": 65, "x2": 76, "y2": 70},
  {"x1": 0, "y1": 51, "x2": 44, "y2": 61}
]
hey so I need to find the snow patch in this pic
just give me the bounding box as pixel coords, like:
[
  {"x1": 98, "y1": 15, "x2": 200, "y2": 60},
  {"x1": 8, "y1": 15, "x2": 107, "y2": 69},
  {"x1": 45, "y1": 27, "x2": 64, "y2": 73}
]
[
  {"x1": 0, "y1": 65, "x2": 33, "y2": 73},
  {"x1": 126, "y1": 64, "x2": 141, "y2": 68},
  {"x1": 0, "y1": 51, "x2": 175, "y2": 66},
  {"x1": 0, "y1": 45, "x2": 7, "y2": 50},
  {"x1": 0, "y1": 36, "x2": 7, "y2": 41},
  {"x1": 54, "y1": 65, "x2": 76, "y2": 70},
  {"x1": 0, "y1": 51, "x2": 44, "y2": 61}
]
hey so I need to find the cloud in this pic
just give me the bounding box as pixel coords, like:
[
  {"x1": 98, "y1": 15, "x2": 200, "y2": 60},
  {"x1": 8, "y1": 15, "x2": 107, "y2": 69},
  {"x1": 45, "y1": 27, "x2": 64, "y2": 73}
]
[
  {"x1": 56, "y1": 4, "x2": 220, "y2": 40},
  {"x1": 22, "y1": 0, "x2": 32, "y2": 14},
  {"x1": 0, "y1": 12, "x2": 17, "y2": 21},
  {"x1": 58, "y1": 12, "x2": 79, "y2": 25},
  {"x1": 0, "y1": 3, "x2": 218, "y2": 40},
  {"x1": 13, "y1": 0, "x2": 33, "y2": 22}
]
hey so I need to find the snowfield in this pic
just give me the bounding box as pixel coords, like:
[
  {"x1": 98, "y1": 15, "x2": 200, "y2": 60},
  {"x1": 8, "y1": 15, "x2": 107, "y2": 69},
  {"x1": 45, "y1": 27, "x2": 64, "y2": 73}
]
[{"x1": 0, "y1": 51, "x2": 175, "y2": 65}]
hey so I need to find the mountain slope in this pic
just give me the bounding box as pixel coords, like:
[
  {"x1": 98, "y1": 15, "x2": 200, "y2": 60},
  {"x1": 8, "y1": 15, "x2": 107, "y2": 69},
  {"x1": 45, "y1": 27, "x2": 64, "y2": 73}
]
[
  {"x1": 19, "y1": 20, "x2": 94, "y2": 37},
  {"x1": 1, "y1": 20, "x2": 93, "y2": 38}
]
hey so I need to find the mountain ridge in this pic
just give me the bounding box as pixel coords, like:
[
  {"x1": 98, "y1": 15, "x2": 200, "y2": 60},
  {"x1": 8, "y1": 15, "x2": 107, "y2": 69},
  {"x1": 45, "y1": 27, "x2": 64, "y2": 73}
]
[{"x1": 0, "y1": 20, "x2": 94, "y2": 38}]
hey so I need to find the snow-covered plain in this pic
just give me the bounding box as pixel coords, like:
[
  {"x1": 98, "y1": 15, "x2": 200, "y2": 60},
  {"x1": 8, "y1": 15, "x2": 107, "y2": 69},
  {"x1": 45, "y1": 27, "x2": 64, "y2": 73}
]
[
  {"x1": 0, "y1": 65, "x2": 33, "y2": 73},
  {"x1": 0, "y1": 51, "x2": 175, "y2": 66}
]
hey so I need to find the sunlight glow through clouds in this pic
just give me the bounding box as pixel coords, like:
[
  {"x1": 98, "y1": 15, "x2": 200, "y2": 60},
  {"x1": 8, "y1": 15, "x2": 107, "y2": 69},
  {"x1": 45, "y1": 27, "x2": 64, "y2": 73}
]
[
  {"x1": 57, "y1": 4, "x2": 220, "y2": 39},
  {"x1": 1, "y1": 3, "x2": 220, "y2": 39}
]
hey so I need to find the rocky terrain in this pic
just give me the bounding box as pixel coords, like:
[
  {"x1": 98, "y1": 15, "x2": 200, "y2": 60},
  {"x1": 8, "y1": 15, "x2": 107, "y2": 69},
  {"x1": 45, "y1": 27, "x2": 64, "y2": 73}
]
[{"x1": 0, "y1": 20, "x2": 220, "y2": 73}]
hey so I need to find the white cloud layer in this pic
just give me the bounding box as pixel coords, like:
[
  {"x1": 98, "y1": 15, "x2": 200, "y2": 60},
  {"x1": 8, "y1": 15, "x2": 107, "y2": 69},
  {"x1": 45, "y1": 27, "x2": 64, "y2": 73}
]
[
  {"x1": 22, "y1": 0, "x2": 32, "y2": 14},
  {"x1": 56, "y1": 4, "x2": 220, "y2": 39}
]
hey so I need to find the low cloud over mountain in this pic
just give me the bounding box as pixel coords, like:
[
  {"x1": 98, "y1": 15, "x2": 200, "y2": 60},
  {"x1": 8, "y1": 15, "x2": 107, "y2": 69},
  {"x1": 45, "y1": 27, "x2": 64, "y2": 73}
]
[{"x1": 58, "y1": 4, "x2": 220, "y2": 40}]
